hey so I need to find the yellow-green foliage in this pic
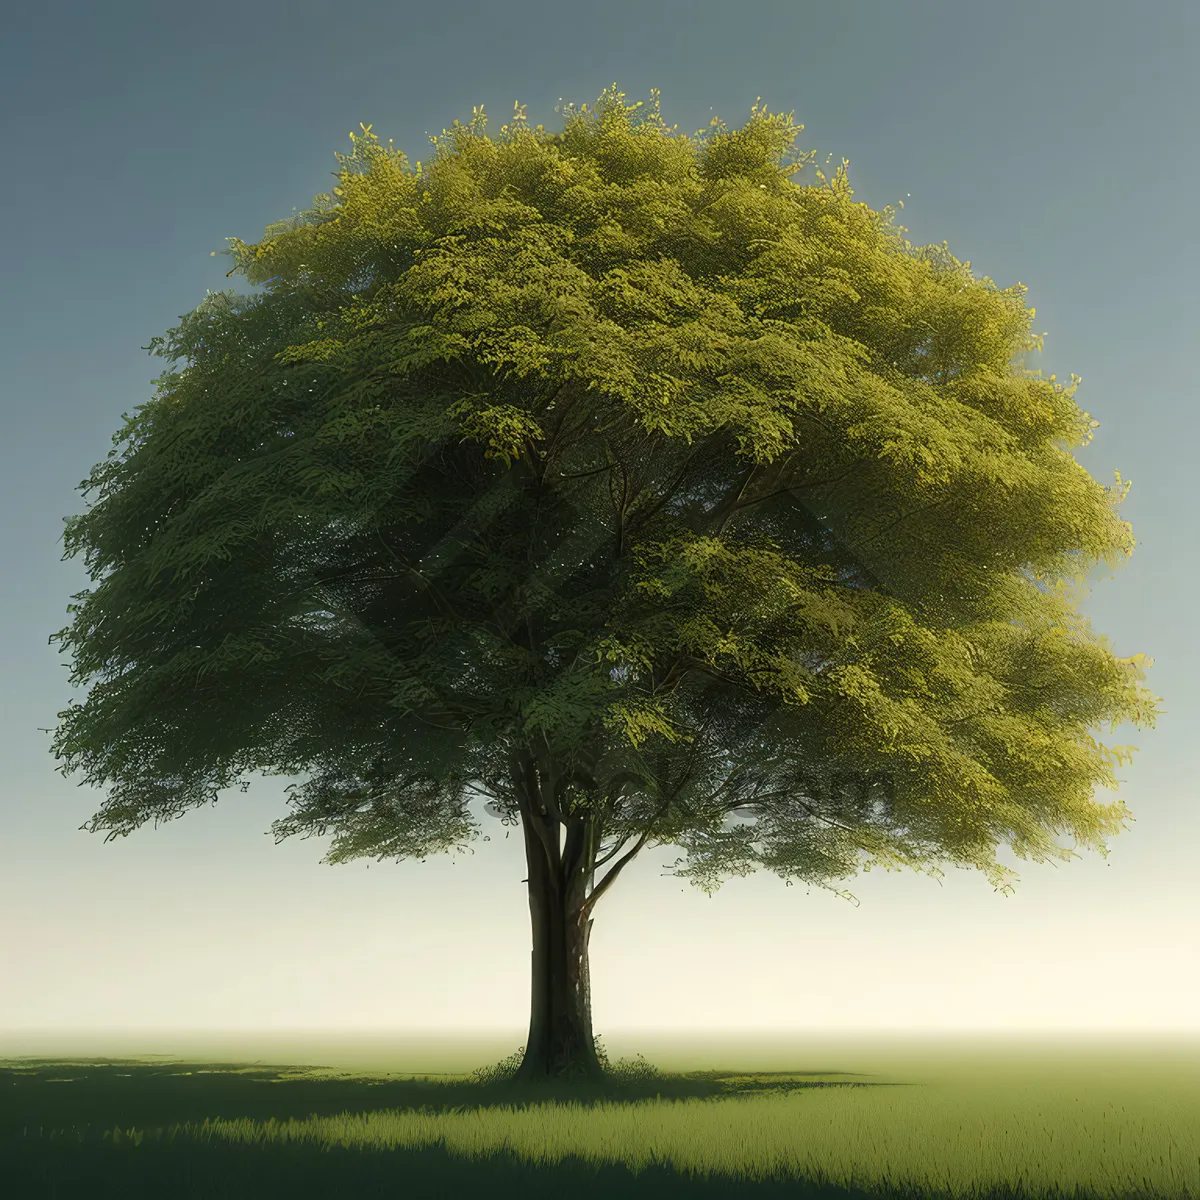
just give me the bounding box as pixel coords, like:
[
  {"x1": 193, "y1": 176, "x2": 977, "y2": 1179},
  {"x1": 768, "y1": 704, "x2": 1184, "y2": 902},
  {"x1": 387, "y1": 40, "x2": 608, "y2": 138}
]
[{"x1": 47, "y1": 84, "x2": 1160, "y2": 912}]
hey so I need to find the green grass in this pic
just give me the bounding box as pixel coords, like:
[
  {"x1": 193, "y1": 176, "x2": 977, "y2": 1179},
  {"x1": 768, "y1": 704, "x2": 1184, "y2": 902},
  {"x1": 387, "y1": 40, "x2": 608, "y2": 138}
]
[{"x1": 1, "y1": 1041, "x2": 1196, "y2": 1199}]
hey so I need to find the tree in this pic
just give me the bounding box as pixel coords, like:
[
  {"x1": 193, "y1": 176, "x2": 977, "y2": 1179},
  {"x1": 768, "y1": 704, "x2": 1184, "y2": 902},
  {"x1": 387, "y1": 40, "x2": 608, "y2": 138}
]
[{"x1": 45, "y1": 85, "x2": 1162, "y2": 1090}]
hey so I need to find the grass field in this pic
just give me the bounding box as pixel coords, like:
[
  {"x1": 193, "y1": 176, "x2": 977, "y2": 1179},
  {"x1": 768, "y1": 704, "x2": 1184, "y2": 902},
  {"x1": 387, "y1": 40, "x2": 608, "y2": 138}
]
[{"x1": 1, "y1": 1038, "x2": 1197, "y2": 1199}]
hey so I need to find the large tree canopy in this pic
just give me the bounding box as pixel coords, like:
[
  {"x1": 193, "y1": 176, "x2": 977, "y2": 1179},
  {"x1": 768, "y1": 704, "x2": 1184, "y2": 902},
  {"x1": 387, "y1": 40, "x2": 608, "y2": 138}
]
[{"x1": 47, "y1": 85, "x2": 1162, "y2": 1086}]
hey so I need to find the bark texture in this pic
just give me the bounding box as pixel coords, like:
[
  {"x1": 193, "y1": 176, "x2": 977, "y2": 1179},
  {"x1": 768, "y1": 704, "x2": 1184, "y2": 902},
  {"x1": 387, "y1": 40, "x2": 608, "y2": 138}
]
[{"x1": 509, "y1": 745, "x2": 608, "y2": 1086}]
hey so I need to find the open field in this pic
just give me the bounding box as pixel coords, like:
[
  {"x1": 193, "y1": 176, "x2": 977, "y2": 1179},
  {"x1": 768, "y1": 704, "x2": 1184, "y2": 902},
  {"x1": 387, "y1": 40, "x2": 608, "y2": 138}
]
[{"x1": 1, "y1": 1034, "x2": 1197, "y2": 1198}]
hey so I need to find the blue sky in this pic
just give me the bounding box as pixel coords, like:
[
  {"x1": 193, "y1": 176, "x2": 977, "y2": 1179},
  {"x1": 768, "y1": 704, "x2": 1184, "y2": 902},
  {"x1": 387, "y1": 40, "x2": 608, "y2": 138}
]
[{"x1": 2, "y1": 0, "x2": 1196, "y2": 1062}]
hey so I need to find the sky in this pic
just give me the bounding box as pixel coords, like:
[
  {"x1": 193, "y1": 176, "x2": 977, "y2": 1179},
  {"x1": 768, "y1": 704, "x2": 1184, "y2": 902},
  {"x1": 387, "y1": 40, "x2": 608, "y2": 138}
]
[{"x1": 2, "y1": 0, "x2": 1197, "y2": 1065}]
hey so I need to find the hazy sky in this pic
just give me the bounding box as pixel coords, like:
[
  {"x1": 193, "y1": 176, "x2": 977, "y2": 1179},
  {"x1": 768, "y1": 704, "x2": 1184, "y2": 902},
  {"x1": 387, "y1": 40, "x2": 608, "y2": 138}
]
[{"x1": 2, "y1": 0, "x2": 1196, "y2": 1054}]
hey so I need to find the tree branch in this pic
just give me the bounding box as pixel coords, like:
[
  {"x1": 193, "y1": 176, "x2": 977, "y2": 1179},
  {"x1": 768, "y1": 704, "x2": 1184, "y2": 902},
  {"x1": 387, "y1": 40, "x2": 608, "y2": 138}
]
[
  {"x1": 621, "y1": 442, "x2": 717, "y2": 537},
  {"x1": 510, "y1": 745, "x2": 559, "y2": 872},
  {"x1": 580, "y1": 799, "x2": 669, "y2": 920},
  {"x1": 653, "y1": 654, "x2": 746, "y2": 694},
  {"x1": 730, "y1": 462, "x2": 863, "y2": 517},
  {"x1": 367, "y1": 529, "x2": 481, "y2": 632},
  {"x1": 577, "y1": 702, "x2": 719, "y2": 915},
  {"x1": 737, "y1": 787, "x2": 867, "y2": 837},
  {"x1": 558, "y1": 461, "x2": 617, "y2": 482},
  {"x1": 707, "y1": 462, "x2": 764, "y2": 539},
  {"x1": 535, "y1": 380, "x2": 585, "y2": 468},
  {"x1": 593, "y1": 830, "x2": 637, "y2": 869},
  {"x1": 843, "y1": 494, "x2": 957, "y2": 555}
]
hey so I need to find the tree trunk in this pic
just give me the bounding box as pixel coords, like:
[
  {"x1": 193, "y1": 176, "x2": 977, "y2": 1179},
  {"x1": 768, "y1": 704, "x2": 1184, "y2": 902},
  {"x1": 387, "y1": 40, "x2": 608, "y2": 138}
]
[{"x1": 511, "y1": 755, "x2": 607, "y2": 1087}]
